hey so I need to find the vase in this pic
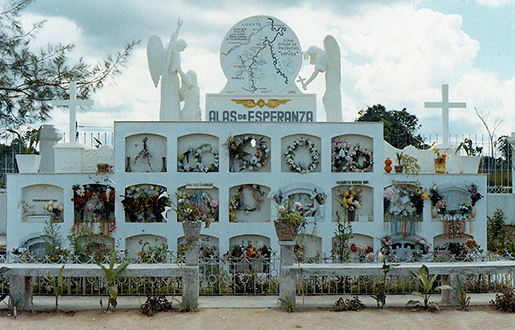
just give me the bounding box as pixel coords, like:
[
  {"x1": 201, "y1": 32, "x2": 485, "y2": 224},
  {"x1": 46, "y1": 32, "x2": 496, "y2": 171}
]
[
  {"x1": 229, "y1": 157, "x2": 235, "y2": 172},
  {"x1": 434, "y1": 159, "x2": 446, "y2": 174},
  {"x1": 394, "y1": 165, "x2": 403, "y2": 173},
  {"x1": 182, "y1": 220, "x2": 202, "y2": 241},
  {"x1": 15, "y1": 154, "x2": 41, "y2": 173},
  {"x1": 346, "y1": 210, "x2": 356, "y2": 222},
  {"x1": 125, "y1": 157, "x2": 132, "y2": 172},
  {"x1": 457, "y1": 156, "x2": 480, "y2": 174},
  {"x1": 274, "y1": 220, "x2": 300, "y2": 241},
  {"x1": 161, "y1": 157, "x2": 167, "y2": 172}
]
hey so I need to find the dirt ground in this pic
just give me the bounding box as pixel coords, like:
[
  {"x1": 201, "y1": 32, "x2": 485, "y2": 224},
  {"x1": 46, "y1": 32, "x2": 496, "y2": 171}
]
[{"x1": 1, "y1": 306, "x2": 515, "y2": 330}]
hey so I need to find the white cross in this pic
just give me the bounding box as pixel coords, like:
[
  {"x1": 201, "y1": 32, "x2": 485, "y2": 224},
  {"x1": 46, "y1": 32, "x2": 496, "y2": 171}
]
[
  {"x1": 52, "y1": 81, "x2": 94, "y2": 143},
  {"x1": 424, "y1": 84, "x2": 466, "y2": 146}
]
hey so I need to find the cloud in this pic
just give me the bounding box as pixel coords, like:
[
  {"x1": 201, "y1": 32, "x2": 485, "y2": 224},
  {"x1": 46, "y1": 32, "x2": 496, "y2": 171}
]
[
  {"x1": 21, "y1": 1, "x2": 515, "y2": 139},
  {"x1": 474, "y1": 0, "x2": 515, "y2": 6}
]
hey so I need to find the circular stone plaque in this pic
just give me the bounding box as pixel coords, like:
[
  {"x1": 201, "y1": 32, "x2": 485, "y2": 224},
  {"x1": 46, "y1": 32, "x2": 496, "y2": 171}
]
[{"x1": 220, "y1": 16, "x2": 302, "y2": 95}]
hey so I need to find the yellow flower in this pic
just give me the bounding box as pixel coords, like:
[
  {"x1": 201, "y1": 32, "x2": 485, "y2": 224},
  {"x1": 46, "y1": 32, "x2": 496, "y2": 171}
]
[{"x1": 421, "y1": 193, "x2": 429, "y2": 200}]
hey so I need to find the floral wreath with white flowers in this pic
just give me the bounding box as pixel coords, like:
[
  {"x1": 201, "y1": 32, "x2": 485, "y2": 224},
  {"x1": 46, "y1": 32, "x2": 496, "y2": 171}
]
[
  {"x1": 331, "y1": 137, "x2": 373, "y2": 172},
  {"x1": 229, "y1": 184, "x2": 265, "y2": 221},
  {"x1": 177, "y1": 143, "x2": 219, "y2": 173},
  {"x1": 284, "y1": 137, "x2": 320, "y2": 174}
]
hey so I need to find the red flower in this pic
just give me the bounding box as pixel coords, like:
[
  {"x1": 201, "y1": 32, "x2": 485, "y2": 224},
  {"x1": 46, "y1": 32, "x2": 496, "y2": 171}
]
[{"x1": 350, "y1": 243, "x2": 358, "y2": 253}]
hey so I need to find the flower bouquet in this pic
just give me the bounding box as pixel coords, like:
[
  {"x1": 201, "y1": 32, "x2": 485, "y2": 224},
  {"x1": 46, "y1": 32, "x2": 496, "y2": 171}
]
[
  {"x1": 272, "y1": 192, "x2": 307, "y2": 241},
  {"x1": 173, "y1": 191, "x2": 217, "y2": 241},
  {"x1": 433, "y1": 148, "x2": 446, "y2": 173}
]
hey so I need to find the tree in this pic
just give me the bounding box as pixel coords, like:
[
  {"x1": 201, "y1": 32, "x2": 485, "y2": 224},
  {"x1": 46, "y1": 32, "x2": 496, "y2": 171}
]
[
  {"x1": 0, "y1": 0, "x2": 138, "y2": 129},
  {"x1": 355, "y1": 104, "x2": 427, "y2": 149}
]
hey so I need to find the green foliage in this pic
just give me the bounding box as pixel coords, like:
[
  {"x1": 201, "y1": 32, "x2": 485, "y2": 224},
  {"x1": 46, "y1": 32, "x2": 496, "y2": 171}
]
[
  {"x1": 7, "y1": 126, "x2": 41, "y2": 154},
  {"x1": 332, "y1": 296, "x2": 365, "y2": 312},
  {"x1": 278, "y1": 296, "x2": 297, "y2": 312},
  {"x1": 96, "y1": 252, "x2": 130, "y2": 311},
  {"x1": 331, "y1": 211, "x2": 352, "y2": 262},
  {"x1": 406, "y1": 264, "x2": 452, "y2": 311},
  {"x1": 400, "y1": 154, "x2": 420, "y2": 174},
  {"x1": 137, "y1": 241, "x2": 170, "y2": 263},
  {"x1": 356, "y1": 104, "x2": 427, "y2": 149},
  {"x1": 41, "y1": 265, "x2": 65, "y2": 311},
  {"x1": 491, "y1": 287, "x2": 515, "y2": 312},
  {"x1": 456, "y1": 275, "x2": 471, "y2": 311},
  {"x1": 0, "y1": 0, "x2": 138, "y2": 129},
  {"x1": 455, "y1": 138, "x2": 482, "y2": 156},
  {"x1": 43, "y1": 220, "x2": 69, "y2": 262},
  {"x1": 487, "y1": 209, "x2": 515, "y2": 254},
  {"x1": 173, "y1": 297, "x2": 199, "y2": 313}
]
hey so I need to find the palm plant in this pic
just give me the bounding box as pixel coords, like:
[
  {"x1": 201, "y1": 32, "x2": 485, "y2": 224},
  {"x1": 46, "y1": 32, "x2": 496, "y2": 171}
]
[{"x1": 406, "y1": 264, "x2": 452, "y2": 311}]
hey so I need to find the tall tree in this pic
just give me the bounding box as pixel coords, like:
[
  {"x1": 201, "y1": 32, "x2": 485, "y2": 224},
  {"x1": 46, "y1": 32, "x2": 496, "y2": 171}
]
[
  {"x1": 0, "y1": 0, "x2": 138, "y2": 129},
  {"x1": 355, "y1": 104, "x2": 427, "y2": 149}
]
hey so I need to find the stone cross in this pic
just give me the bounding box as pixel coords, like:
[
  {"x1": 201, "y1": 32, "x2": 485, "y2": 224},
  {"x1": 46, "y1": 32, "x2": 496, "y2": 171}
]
[
  {"x1": 424, "y1": 84, "x2": 466, "y2": 146},
  {"x1": 52, "y1": 81, "x2": 94, "y2": 143}
]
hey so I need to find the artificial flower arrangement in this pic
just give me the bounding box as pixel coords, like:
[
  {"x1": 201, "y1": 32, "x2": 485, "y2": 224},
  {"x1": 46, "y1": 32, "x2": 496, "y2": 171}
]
[
  {"x1": 349, "y1": 243, "x2": 374, "y2": 262},
  {"x1": 226, "y1": 243, "x2": 272, "y2": 260},
  {"x1": 383, "y1": 183, "x2": 428, "y2": 219},
  {"x1": 71, "y1": 184, "x2": 115, "y2": 225},
  {"x1": 434, "y1": 148, "x2": 447, "y2": 163},
  {"x1": 173, "y1": 191, "x2": 218, "y2": 228},
  {"x1": 331, "y1": 137, "x2": 373, "y2": 172},
  {"x1": 284, "y1": 136, "x2": 320, "y2": 174},
  {"x1": 43, "y1": 200, "x2": 64, "y2": 221},
  {"x1": 228, "y1": 184, "x2": 265, "y2": 221},
  {"x1": 429, "y1": 184, "x2": 482, "y2": 221},
  {"x1": 224, "y1": 134, "x2": 269, "y2": 171},
  {"x1": 337, "y1": 186, "x2": 362, "y2": 221},
  {"x1": 177, "y1": 143, "x2": 219, "y2": 173},
  {"x1": 120, "y1": 185, "x2": 170, "y2": 223},
  {"x1": 132, "y1": 136, "x2": 155, "y2": 171}
]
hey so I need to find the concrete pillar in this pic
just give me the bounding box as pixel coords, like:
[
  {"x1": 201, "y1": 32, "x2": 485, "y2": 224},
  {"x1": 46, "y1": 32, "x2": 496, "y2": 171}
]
[
  {"x1": 39, "y1": 125, "x2": 62, "y2": 173},
  {"x1": 507, "y1": 132, "x2": 515, "y2": 194},
  {"x1": 182, "y1": 240, "x2": 199, "y2": 310},
  {"x1": 279, "y1": 241, "x2": 296, "y2": 308},
  {"x1": 9, "y1": 275, "x2": 33, "y2": 311}
]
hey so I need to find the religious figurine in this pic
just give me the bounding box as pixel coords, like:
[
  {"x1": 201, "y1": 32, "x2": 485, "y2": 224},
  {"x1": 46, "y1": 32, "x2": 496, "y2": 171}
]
[
  {"x1": 147, "y1": 18, "x2": 187, "y2": 121},
  {"x1": 179, "y1": 70, "x2": 201, "y2": 121},
  {"x1": 299, "y1": 35, "x2": 342, "y2": 122}
]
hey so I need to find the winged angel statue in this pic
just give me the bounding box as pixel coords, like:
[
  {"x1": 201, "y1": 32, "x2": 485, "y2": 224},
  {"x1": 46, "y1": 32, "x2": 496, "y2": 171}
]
[
  {"x1": 300, "y1": 35, "x2": 342, "y2": 122},
  {"x1": 147, "y1": 18, "x2": 201, "y2": 121}
]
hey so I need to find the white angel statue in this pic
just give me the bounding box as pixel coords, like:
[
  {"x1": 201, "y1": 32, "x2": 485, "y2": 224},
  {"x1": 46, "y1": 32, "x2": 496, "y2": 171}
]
[
  {"x1": 147, "y1": 18, "x2": 187, "y2": 121},
  {"x1": 179, "y1": 70, "x2": 201, "y2": 121},
  {"x1": 300, "y1": 35, "x2": 342, "y2": 122}
]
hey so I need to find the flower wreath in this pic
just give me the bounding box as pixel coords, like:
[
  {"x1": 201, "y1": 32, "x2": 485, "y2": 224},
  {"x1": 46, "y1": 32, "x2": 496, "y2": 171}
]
[
  {"x1": 178, "y1": 143, "x2": 219, "y2": 173},
  {"x1": 284, "y1": 137, "x2": 320, "y2": 174},
  {"x1": 175, "y1": 190, "x2": 219, "y2": 222},
  {"x1": 331, "y1": 137, "x2": 373, "y2": 172},
  {"x1": 229, "y1": 184, "x2": 265, "y2": 221},
  {"x1": 233, "y1": 135, "x2": 269, "y2": 171}
]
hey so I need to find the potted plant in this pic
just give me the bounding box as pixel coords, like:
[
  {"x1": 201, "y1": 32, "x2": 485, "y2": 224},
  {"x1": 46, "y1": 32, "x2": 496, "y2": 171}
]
[
  {"x1": 455, "y1": 138, "x2": 482, "y2": 174},
  {"x1": 272, "y1": 192, "x2": 306, "y2": 241},
  {"x1": 8, "y1": 126, "x2": 42, "y2": 173},
  {"x1": 173, "y1": 191, "x2": 214, "y2": 241},
  {"x1": 394, "y1": 152, "x2": 403, "y2": 173}
]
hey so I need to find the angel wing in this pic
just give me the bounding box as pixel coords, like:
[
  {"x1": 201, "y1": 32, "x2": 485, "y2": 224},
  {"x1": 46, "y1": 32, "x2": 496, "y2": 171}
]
[
  {"x1": 265, "y1": 99, "x2": 291, "y2": 108},
  {"x1": 323, "y1": 35, "x2": 341, "y2": 84},
  {"x1": 231, "y1": 99, "x2": 258, "y2": 108},
  {"x1": 147, "y1": 35, "x2": 167, "y2": 87}
]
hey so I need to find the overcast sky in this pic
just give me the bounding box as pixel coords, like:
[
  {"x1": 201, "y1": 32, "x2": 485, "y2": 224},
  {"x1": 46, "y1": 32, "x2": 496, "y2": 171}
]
[{"x1": 10, "y1": 0, "x2": 515, "y2": 142}]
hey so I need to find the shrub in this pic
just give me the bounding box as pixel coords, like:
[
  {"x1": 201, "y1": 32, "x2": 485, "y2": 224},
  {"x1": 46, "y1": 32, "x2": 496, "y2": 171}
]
[
  {"x1": 491, "y1": 287, "x2": 515, "y2": 312},
  {"x1": 332, "y1": 296, "x2": 365, "y2": 311}
]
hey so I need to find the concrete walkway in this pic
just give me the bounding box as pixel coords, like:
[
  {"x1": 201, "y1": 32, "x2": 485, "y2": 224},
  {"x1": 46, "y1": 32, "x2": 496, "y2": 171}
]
[{"x1": 0, "y1": 293, "x2": 498, "y2": 311}]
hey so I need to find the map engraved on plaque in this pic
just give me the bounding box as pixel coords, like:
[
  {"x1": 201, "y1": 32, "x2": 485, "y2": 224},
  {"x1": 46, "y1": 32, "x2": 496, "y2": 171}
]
[{"x1": 220, "y1": 16, "x2": 302, "y2": 95}]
